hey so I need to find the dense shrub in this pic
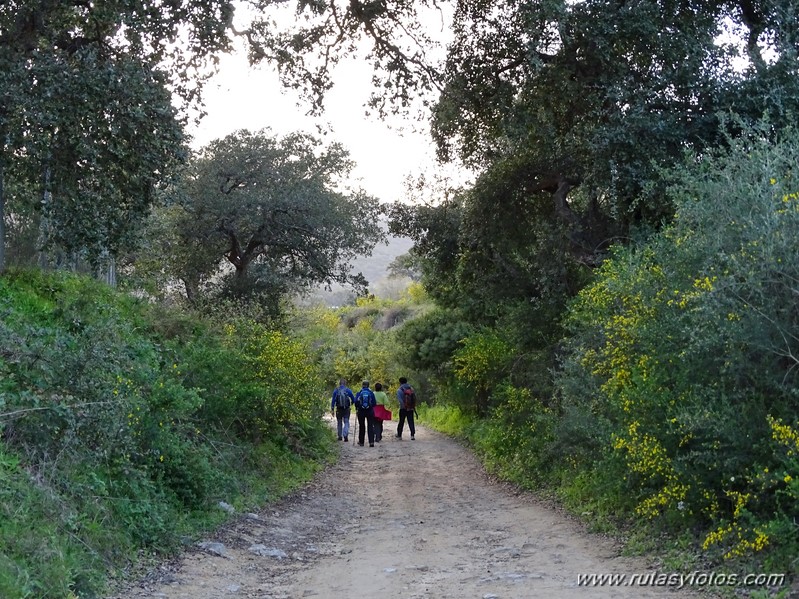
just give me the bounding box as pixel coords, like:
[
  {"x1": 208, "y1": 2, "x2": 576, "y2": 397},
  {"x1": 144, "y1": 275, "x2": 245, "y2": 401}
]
[
  {"x1": 396, "y1": 308, "x2": 474, "y2": 379},
  {"x1": 0, "y1": 269, "x2": 332, "y2": 597},
  {"x1": 452, "y1": 329, "x2": 514, "y2": 416},
  {"x1": 557, "y1": 127, "x2": 799, "y2": 568},
  {"x1": 473, "y1": 383, "x2": 556, "y2": 486},
  {"x1": 292, "y1": 294, "x2": 425, "y2": 399}
]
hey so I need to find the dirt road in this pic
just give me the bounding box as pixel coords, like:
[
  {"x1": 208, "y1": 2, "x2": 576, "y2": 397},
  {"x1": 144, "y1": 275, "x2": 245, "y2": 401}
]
[{"x1": 110, "y1": 419, "x2": 706, "y2": 599}]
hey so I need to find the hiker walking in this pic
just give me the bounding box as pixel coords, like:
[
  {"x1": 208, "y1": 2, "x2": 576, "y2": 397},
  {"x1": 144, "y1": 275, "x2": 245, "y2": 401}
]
[
  {"x1": 331, "y1": 378, "x2": 355, "y2": 442},
  {"x1": 395, "y1": 376, "x2": 417, "y2": 440},
  {"x1": 372, "y1": 382, "x2": 389, "y2": 442},
  {"x1": 354, "y1": 380, "x2": 377, "y2": 447}
]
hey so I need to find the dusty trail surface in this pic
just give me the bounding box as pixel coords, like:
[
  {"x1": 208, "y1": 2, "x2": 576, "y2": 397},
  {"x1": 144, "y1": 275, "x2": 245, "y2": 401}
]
[{"x1": 110, "y1": 419, "x2": 702, "y2": 599}]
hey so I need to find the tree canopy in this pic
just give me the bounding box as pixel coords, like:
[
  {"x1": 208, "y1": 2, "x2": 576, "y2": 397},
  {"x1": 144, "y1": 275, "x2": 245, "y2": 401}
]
[
  {"x1": 0, "y1": 0, "x2": 237, "y2": 271},
  {"x1": 6, "y1": 1, "x2": 799, "y2": 276},
  {"x1": 165, "y1": 128, "x2": 383, "y2": 303},
  {"x1": 378, "y1": 1, "x2": 798, "y2": 331},
  {"x1": 0, "y1": 0, "x2": 443, "y2": 272},
  {"x1": 261, "y1": 0, "x2": 799, "y2": 271},
  {"x1": 430, "y1": 0, "x2": 799, "y2": 257}
]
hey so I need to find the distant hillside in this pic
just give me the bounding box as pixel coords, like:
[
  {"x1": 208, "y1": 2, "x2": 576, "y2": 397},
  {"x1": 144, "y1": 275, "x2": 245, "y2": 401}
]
[
  {"x1": 352, "y1": 234, "x2": 414, "y2": 285},
  {"x1": 299, "y1": 233, "x2": 414, "y2": 306}
]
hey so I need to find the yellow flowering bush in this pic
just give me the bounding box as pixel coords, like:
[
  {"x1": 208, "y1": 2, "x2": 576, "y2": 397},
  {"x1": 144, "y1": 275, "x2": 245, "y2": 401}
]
[
  {"x1": 453, "y1": 330, "x2": 514, "y2": 391},
  {"x1": 768, "y1": 416, "x2": 799, "y2": 456},
  {"x1": 453, "y1": 330, "x2": 515, "y2": 415},
  {"x1": 558, "y1": 129, "x2": 799, "y2": 570},
  {"x1": 225, "y1": 320, "x2": 322, "y2": 428}
]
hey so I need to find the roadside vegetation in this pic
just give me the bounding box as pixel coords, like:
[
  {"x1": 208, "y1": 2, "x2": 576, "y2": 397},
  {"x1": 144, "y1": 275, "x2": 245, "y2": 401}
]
[
  {"x1": 0, "y1": 269, "x2": 333, "y2": 598},
  {"x1": 386, "y1": 130, "x2": 799, "y2": 595}
]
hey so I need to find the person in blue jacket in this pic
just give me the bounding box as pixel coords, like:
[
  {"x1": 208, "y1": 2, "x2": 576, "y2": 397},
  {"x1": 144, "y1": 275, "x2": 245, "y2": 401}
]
[
  {"x1": 354, "y1": 380, "x2": 377, "y2": 447},
  {"x1": 331, "y1": 378, "x2": 355, "y2": 442}
]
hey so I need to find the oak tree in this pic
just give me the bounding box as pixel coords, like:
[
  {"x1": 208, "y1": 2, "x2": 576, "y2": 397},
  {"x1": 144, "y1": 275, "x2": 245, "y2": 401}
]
[
  {"x1": 0, "y1": 0, "x2": 236, "y2": 272},
  {"x1": 168, "y1": 128, "x2": 383, "y2": 303}
]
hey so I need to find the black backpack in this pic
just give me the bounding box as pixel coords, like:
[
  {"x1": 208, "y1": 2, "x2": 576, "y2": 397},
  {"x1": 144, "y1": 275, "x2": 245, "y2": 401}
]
[{"x1": 335, "y1": 388, "x2": 350, "y2": 410}]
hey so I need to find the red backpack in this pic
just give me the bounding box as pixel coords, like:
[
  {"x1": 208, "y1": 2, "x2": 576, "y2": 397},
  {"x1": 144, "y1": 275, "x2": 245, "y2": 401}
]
[{"x1": 403, "y1": 385, "x2": 417, "y2": 410}]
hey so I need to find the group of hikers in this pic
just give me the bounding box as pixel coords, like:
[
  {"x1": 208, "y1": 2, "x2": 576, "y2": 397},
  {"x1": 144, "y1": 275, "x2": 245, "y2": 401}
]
[{"x1": 330, "y1": 377, "x2": 417, "y2": 447}]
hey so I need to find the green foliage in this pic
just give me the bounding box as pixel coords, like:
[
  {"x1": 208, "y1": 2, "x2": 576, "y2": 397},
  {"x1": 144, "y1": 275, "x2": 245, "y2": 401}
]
[
  {"x1": 453, "y1": 331, "x2": 514, "y2": 390},
  {"x1": 452, "y1": 330, "x2": 514, "y2": 415},
  {"x1": 388, "y1": 198, "x2": 464, "y2": 308},
  {"x1": 380, "y1": 1, "x2": 799, "y2": 351},
  {"x1": 433, "y1": 0, "x2": 799, "y2": 224},
  {"x1": 0, "y1": 269, "x2": 332, "y2": 596},
  {"x1": 396, "y1": 308, "x2": 475, "y2": 377},
  {"x1": 0, "y1": 0, "x2": 240, "y2": 269},
  {"x1": 332, "y1": 324, "x2": 397, "y2": 392},
  {"x1": 405, "y1": 125, "x2": 797, "y2": 589},
  {"x1": 159, "y1": 128, "x2": 383, "y2": 304},
  {"x1": 222, "y1": 319, "x2": 322, "y2": 435},
  {"x1": 386, "y1": 162, "x2": 589, "y2": 412},
  {"x1": 386, "y1": 251, "x2": 422, "y2": 281},
  {"x1": 0, "y1": 446, "x2": 105, "y2": 599},
  {"x1": 290, "y1": 294, "x2": 428, "y2": 410},
  {"x1": 557, "y1": 127, "x2": 799, "y2": 573},
  {"x1": 420, "y1": 403, "x2": 474, "y2": 438},
  {"x1": 288, "y1": 305, "x2": 342, "y2": 378},
  {"x1": 457, "y1": 158, "x2": 595, "y2": 317},
  {"x1": 472, "y1": 383, "x2": 556, "y2": 487}
]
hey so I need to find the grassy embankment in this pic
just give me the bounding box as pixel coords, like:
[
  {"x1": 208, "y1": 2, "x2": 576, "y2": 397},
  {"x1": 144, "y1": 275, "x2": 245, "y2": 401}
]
[{"x1": 0, "y1": 269, "x2": 335, "y2": 598}]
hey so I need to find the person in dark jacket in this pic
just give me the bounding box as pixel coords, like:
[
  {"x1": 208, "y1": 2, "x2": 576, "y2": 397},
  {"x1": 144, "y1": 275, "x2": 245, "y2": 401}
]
[
  {"x1": 331, "y1": 378, "x2": 355, "y2": 441},
  {"x1": 395, "y1": 376, "x2": 416, "y2": 440},
  {"x1": 354, "y1": 380, "x2": 377, "y2": 447}
]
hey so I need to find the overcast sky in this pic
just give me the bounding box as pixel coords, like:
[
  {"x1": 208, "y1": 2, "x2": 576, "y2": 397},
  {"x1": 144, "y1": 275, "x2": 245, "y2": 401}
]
[{"x1": 186, "y1": 46, "x2": 440, "y2": 205}]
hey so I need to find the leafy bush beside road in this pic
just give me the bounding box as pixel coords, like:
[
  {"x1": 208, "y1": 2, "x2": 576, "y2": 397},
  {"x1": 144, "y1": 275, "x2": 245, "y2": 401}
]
[
  {"x1": 0, "y1": 269, "x2": 332, "y2": 598},
  {"x1": 558, "y1": 130, "x2": 799, "y2": 567},
  {"x1": 405, "y1": 130, "x2": 799, "y2": 587}
]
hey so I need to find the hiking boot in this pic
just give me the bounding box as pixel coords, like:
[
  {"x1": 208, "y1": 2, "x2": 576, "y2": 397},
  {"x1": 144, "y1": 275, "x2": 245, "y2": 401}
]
[
  {"x1": 411, "y1": 435, "x2": 415, "y2": 440},
  {"x1": 358, "y1": 443, "x2": 364, "y2": 446},
  {"x1": 338, "y1": 436, "x2": 342, "y2": 440},
  {"x1": 395, "y1": 434, "x2": 402, "y2": 439},
  {"x1": 344, "y1": 436, "x2": 348, "y2": 442},
  {"x1": 369, "y1": 443, "x2": 374, "y2": 447}
]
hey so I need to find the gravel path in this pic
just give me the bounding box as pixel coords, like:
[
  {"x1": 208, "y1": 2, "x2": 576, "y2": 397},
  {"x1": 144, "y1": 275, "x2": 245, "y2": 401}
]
[{"x1": 109, "y1": 419, "x2": 708, "y2": 599}]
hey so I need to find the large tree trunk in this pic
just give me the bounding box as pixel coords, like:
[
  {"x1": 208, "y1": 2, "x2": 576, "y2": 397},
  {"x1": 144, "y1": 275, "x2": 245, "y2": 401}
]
[
  {"x1": 0, "y1": 158, "x2": 6, "y2": 274},
  {"x1": 182, "y1": 276, "x2": 198, "y2": 304},
  {"x1": 36, "y1": 165, "x2": 53, "y2": 269}
]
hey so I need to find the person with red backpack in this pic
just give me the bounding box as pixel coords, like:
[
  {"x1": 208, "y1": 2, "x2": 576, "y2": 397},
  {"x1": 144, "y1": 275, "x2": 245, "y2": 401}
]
[{"x1": 395, "y1": 376, "x2": 417, "y2": 440}]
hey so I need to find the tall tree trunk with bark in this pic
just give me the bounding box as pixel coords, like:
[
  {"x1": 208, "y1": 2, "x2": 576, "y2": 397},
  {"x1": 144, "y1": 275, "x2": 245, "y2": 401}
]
[{"x1": 0, "y1": 158, "x2": 6, "y2": 274}]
